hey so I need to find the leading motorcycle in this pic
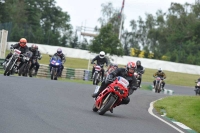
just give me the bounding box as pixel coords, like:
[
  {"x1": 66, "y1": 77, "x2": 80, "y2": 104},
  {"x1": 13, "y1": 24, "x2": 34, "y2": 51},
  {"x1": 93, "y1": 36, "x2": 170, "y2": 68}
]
[
  {"x1": 92, "y1": 76, "x2": 129, "y2": 115},
  {"x1": 3, "y1": 48, "x2": 22, "y2": 76}
]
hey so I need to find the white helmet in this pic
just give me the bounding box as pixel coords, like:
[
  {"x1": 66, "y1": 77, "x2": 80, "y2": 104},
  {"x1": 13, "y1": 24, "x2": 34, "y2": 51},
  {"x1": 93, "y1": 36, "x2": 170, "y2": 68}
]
[
  {"x1": 158, "y1": 68, "x2": 162, "y2": 72},
  {"x1": 99, "y1": 51, "x2": 105, "y2": 58}
]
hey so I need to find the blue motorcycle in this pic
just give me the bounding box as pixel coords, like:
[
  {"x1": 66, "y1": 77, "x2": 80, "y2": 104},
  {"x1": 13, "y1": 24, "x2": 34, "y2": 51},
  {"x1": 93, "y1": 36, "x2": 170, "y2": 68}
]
[{"x1": 49, "y1": 55, "x2": 62, "y2": 80}]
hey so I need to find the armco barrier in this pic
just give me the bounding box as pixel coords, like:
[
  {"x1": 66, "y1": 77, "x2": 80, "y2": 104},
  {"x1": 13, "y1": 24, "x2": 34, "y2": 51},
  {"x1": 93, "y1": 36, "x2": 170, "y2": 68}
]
[
  {"x1": 83, "y1": 70, "x2": 91, "y2": 81},
  {"x1": 0, "y1": 58, "x2": 4, "y2": 71},
  {"x1": 66, "y1": 68, "x2": 75, "y2": 79},
  {"x1": 0, "y1": 62, "x2": 89, "y2": 80}
]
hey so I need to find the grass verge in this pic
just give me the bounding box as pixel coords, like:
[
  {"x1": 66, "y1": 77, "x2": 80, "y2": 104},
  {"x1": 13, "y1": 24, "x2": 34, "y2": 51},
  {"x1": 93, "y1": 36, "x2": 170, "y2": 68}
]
[{"x1": 154, "y1": 96, "x2": 200, "y2": 133}]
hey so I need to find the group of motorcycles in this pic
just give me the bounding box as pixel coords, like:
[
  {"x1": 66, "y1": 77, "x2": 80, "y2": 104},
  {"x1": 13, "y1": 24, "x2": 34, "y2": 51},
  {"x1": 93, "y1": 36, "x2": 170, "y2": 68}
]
[
  {"x1": 3, "y1": 46, "x2": 38, "y2": 77},
  {"x1": 2, "y1": 46, "x2": 63, "y2": 81}
]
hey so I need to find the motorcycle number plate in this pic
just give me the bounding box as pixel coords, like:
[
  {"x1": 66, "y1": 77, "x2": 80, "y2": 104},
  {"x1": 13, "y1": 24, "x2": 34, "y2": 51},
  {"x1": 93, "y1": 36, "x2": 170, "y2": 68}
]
[
  {"x1": 51, "y1": 61, "x2": 56, "y2": 64},
  {"x1": 14, "y1": 49, "x2": 21, "y2": 55},
  {"x1": 156, "y1": 77, "x2": 161, "y2": 80},
  {"x1": 118, "y1": 76, "x2": 129, "y2": 88}
]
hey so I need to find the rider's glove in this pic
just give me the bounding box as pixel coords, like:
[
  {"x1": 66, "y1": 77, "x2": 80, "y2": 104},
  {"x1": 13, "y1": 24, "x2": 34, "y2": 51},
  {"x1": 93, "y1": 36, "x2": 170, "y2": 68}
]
[
  {"x1": 128, "y1": 86, "x2": 137, "y2": 95},
  {"x1": 105, "y1": 74, "x2": 114, "y2": 84}
]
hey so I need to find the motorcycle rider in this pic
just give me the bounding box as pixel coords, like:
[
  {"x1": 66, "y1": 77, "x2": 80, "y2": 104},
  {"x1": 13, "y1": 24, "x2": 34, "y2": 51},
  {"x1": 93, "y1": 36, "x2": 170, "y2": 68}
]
[
  {"x1": 28, "y1": 44, "x2": 42, "y2": 77},
  {"x1": 51, "y1": 48, "x2": 66, "y2": 77},
  {"x1": 91, "y1": 51, "x2": 108, "y2": 81},
  {"x1": 92, "y1": 61, "x2": 138, "y2": 113},
  {"x1": 153, "y1": 68, "x2": 166, "y2": 90},
  {"x1": 135, "y1": 60, "x2": 145, "y2": 88},
  {"x1": 194, "y1": 78, "x2": 200, "y2": 91},
  {"x1": 106, "y1": 63, "x2": 118, "y2": 72},
  {"x1": 1, "y1": 38, "x2": 29, "y2": 71}
]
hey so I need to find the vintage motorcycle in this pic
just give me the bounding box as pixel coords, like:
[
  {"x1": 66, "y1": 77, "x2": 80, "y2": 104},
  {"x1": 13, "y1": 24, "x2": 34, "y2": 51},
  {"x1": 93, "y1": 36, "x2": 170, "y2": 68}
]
[
  {"x1": 18, "y1": 51, "x2": 33, "y2": 77},
  {"x1": 92, "y1": 64, "x2": 103, "y2": 85},
  {"x1": 194, "y1": 81, "x2": 200, "y2": 96},
  {"x1": 49, "y1": 55, "x2": 62, "y2": 80},
  {"x1": 92, "y1": 76, "x2": 129, "y2": 115},
  {"x1": 154, "y1": 76, "x2": 164, "y2": 93},
  {"x1": 3, "y1": 48, "x2": 22, "y2": 76}
]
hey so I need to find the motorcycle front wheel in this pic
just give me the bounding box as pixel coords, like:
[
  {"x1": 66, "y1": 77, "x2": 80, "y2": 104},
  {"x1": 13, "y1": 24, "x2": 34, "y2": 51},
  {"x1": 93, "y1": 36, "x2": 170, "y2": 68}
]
[{"x1": 98, "y1": 95, "x2": 116, "y2": 115}]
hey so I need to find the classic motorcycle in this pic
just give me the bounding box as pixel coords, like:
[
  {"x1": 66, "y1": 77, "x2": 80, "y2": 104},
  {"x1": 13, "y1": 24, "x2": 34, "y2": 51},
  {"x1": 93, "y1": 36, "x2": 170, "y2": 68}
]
[
  {"x1": 92, "y1": 64, "x2": 103, "y2": 85},
  {"x1": 154, "y1": 76, "x2": 164, "y2": 93},
  {"x1": 18, "y1": 51, "x2": 33, "y2": 77},
  {"x1": 3, "y1": 49, "x2": 22, "y2": 76},
  {"x1": 92, "y1": 76, "x2": 129, "y2": 115},
  {"x1": 49, "y1": 55, "x2": 62, "y2": 80},
  {"x1": 194, "y1": 81, "x2": 200, "y2": 96}
]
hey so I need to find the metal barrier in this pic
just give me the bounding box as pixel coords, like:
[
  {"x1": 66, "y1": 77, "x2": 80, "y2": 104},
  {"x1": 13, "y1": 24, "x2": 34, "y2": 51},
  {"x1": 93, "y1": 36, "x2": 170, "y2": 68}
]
[
  {"x1": 0, "y1": 58, "x2": 4, "y2": 71},
  {"x1": 0, "y1": 59, "x2": 92, "y2": 80}
]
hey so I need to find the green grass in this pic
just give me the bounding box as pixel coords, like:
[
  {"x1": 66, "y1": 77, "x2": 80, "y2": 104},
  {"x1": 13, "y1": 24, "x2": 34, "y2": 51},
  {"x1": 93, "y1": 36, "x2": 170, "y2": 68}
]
[
  {"x1": 154, "y1": 96, "x2": 200, "y2": 133},
  {"x1": 4, "y1": 50, "x2": 200, "y2": 87}
]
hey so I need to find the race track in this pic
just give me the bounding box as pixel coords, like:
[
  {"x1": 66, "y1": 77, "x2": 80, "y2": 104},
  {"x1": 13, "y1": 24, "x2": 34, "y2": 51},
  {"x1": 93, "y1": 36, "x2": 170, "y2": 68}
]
[{"x1": 0, "y1": 75, "x2": 194, "y2": 133}]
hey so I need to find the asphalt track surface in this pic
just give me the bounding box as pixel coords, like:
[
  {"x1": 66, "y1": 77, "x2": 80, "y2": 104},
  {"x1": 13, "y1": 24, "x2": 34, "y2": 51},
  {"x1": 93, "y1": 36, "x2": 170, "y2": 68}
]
[{"x1": 0, "y1": 75, "x2": 195, "y2": 133}]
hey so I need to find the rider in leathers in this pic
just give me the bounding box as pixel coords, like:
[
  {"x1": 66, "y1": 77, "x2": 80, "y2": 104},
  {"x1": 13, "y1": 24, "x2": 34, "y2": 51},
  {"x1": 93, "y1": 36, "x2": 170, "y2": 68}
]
[
  {"x1": 3, "y1": 38, "x2": 29, "y2": 70},
  {"x1": 28, "y1": 44, "x2": 41, "y2": 76},
  {"x1": 135, "y1": 60, "x2": 145, "y2": 88},
  {"x1": 153, "y1": 68, "x2": 166, "y2": 89},
  {"x1": 91, "y1": 51, "x2": 108, "y2": 81},
  {"x1": 92, "y1": 62, "x2": 138, "y2": 113}
]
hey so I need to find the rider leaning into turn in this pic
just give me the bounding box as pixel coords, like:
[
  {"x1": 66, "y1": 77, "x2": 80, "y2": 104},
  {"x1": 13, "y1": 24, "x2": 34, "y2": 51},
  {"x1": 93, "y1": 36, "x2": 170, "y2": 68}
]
[
  {"x1": 135, "y1": 60, "x2": 145, "y2": 88},
  {"x1": 28, "y1": 44, "x2": 42, "y2": 76},
  {"x1": 90, "y1": 51, "x2": 108, "y2": 81},
  {"x1": 92, "y1": 61, "x2": 138, "y2": 113},
  {"x1": 153, "y1": 68, "x2": 166, "y2": 89},
  {"x1": 1, "y1": 38, "x2": 29, "y2": 71}
]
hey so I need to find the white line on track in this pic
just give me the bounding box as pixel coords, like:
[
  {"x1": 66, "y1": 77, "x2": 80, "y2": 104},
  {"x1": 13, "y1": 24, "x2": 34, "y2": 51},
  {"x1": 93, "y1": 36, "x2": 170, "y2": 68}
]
[{"x1": 148, "y1": 99, "x2": 185, "y2": 133}]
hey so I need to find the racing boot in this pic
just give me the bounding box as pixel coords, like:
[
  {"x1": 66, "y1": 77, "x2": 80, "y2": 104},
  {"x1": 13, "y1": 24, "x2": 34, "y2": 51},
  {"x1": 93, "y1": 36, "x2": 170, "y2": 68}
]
[{"x1": 109, "y1": 108, "x2": 113, "y2": 113}]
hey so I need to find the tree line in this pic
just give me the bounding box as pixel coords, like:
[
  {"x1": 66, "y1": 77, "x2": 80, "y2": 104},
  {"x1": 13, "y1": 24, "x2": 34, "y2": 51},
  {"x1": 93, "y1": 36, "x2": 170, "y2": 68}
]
[{"x1": 1, "y1": 1, "x2": 200, "y2": 65}]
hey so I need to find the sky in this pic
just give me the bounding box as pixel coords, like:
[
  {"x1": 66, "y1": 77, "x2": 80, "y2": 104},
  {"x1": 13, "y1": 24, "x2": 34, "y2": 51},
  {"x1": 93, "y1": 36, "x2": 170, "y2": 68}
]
[{"x1": 55, "y1": 0, "x2": 195, "y2": 32}]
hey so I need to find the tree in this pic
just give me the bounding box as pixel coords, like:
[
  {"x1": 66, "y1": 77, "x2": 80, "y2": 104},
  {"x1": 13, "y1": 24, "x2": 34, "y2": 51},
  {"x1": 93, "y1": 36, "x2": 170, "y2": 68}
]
[{"x1": 90, "y1": 24, "x2": 123, "y2": 56}]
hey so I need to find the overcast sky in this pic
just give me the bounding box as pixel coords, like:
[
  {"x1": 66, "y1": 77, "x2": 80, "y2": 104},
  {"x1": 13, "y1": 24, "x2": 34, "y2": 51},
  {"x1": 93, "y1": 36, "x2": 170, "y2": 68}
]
[{"x1": 55, "y1": 0, "x2": 195, "y2": 32}]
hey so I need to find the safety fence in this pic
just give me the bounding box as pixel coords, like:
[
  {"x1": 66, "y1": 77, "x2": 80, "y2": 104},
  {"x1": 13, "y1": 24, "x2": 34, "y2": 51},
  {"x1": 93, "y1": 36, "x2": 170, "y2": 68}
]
[{"x1": 0, "y1": 58, "x2": 92, "y2": 80}]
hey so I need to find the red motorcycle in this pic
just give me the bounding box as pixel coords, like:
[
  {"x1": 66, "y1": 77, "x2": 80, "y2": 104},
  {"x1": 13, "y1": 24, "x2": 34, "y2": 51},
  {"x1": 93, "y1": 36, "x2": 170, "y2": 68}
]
[{"x1": 92, "y1": 76, "x2": 129, "y2": 115}]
